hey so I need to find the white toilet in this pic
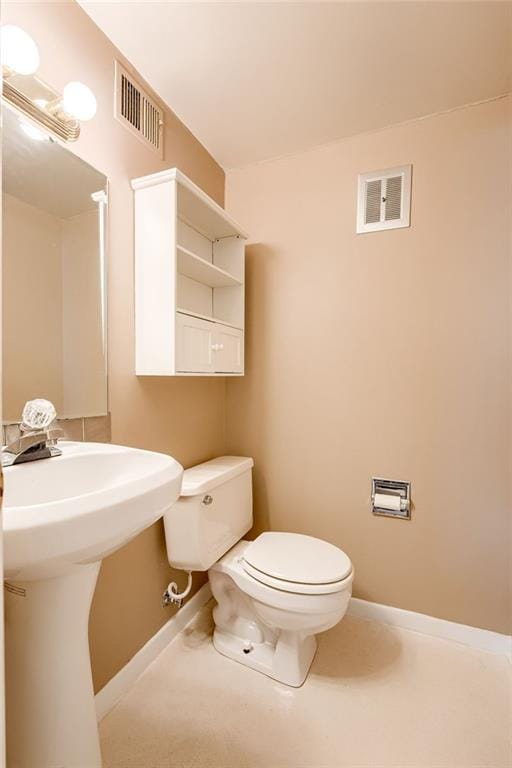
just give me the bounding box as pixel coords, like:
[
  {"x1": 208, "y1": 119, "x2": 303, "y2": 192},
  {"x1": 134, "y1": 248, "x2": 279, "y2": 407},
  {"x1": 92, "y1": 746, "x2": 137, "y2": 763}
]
[{"x1": 164, "y1": 456, "x2": 353, "y2": 687}]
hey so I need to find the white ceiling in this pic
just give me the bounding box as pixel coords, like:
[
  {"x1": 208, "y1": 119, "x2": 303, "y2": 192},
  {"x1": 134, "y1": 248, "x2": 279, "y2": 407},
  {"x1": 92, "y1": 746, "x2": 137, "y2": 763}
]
[{"x1": 79, "y1": 1, "x2": 512, "y2": 169}]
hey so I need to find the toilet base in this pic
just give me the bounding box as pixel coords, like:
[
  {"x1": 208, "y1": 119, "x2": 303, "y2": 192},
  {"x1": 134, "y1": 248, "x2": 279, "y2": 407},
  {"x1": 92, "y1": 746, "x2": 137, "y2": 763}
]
[{"x1": 213, "y1": 626, "x2": 317, "y2": 687}]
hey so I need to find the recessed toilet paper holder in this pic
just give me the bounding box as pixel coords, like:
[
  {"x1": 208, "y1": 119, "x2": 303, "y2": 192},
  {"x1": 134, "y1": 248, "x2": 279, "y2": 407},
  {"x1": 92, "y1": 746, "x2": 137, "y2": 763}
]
[{"x1": 371, "y1": 477, "x2": 411, "y2": 519}]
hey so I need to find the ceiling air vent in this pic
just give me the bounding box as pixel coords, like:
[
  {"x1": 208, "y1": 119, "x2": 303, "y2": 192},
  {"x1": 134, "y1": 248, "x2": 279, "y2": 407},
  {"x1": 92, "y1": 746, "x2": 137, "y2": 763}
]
[
  {"x1": 357, "y1": 165, "x2": 411, "y2": 234},
  {"x1": 114, "y1": 62, "x2": 164, "y2": 157}
]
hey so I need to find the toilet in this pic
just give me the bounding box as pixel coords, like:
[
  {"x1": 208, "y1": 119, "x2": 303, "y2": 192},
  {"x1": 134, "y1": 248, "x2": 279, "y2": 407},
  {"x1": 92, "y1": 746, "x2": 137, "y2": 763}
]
[{"x1": 163, "y1": 456, "x2": 353, "y2": 687}]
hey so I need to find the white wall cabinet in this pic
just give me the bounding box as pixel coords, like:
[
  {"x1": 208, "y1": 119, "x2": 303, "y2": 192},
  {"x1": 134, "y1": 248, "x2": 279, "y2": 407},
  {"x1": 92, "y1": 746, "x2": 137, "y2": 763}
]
[{"x1": 132, "y1": 167, "x2": 247, "y2": 376}]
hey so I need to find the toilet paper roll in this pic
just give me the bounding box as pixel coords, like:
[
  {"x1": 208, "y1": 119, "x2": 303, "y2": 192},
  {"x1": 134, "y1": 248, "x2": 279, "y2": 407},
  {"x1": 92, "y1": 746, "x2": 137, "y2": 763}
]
[{"x1": 374, "y1": 492, "x2": 401, "y2": 511}]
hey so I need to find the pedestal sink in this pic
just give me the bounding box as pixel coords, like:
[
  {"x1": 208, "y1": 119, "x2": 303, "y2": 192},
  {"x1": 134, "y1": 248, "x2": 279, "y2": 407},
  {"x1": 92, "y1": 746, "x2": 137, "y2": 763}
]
[{"x1": 3, "y1": 441, "x2": 183, "y2": 768}]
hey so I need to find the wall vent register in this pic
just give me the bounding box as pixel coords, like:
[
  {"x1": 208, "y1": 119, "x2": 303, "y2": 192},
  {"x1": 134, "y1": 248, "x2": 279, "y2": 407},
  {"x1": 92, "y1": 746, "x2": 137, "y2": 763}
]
[
  {"x1": 357, "y1": 164, "x2": 412, "y2": 234},
  {"x1": 114, "y1": 61, "x2": 163, "y2": 156}
]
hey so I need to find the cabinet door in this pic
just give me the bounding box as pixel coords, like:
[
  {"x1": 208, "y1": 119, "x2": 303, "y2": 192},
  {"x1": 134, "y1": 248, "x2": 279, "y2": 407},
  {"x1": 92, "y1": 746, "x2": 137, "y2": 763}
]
[
  {"x1": 176, "y1": 313, "x2": 215, "y2": 373},
  {"x1": 214, "y1": 324, "x2": 244, "y2": 374}
]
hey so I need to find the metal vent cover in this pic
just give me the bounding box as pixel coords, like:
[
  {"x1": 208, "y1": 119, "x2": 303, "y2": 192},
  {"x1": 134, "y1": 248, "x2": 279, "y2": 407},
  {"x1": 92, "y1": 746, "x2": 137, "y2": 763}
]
[
  {"x1": 383, "y1": 175, "x2": 402, "y2": 221},
  {"x1": 357, "y1": 165, "x2": 412, "y2": 233},
  {"x1": 114, "y1": 62, "x2": 164, "y2": 157},
  {"x1": 364, "y1": 179, "x2": 382, "y2": 225}
]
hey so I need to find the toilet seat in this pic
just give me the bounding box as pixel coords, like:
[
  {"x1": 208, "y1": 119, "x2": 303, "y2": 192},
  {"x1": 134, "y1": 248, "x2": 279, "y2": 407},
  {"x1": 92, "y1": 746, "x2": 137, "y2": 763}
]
[{"x1": 241, "y1": 532, "x2": 352, "y2": 595}]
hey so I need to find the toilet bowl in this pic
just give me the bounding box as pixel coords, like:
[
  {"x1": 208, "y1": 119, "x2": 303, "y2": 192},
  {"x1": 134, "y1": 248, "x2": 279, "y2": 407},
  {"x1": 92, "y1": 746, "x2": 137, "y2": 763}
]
[
  {"x1": 210, "y1": 536, "x2": 353, "y2": 686},
  {"x1": 163, "y1": 457, "x2": 353, "y2": 687}
]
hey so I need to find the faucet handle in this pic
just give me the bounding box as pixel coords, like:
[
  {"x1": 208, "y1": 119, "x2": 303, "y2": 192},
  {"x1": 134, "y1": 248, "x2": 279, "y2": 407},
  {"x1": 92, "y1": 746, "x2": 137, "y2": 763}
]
[{"x1": 21, "y1": 399, "x2": 57, "y2": 432}]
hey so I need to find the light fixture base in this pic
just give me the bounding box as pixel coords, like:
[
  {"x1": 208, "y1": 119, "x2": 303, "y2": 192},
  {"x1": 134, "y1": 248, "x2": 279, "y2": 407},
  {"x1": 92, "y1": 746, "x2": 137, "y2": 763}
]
[{"x1": 2, "y1": 77, "x2": 80, "y2": 142}]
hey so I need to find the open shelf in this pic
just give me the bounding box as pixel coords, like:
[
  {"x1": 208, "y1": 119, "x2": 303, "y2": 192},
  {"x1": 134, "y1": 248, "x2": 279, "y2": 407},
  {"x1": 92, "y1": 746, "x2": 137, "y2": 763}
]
[
  {"x1": 176, "y1": 308, "x2": 244, "y2": 331},
  {"x1": 177, "y1": 245, "x2": 241, "y2": 288}
]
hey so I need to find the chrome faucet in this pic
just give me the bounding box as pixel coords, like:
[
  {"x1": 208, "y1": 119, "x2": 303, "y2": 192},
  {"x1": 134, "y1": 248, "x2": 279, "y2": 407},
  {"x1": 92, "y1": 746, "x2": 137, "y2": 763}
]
[{"x1": 2, "y1": 399, "x2": 64, "y2": 467}]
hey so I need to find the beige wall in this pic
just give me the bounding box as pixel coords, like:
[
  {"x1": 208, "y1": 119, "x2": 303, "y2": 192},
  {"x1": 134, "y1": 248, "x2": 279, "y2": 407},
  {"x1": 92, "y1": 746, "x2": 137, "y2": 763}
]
[
  {"x1": 2, "y1": 193, "x2": 64, "y2": 418},
  {"x1": 225, "y1": 96, "x2": 512, "y2": 635},
  {"x1": 3, "y1": 0, "x2": 226, "y2": 692}
]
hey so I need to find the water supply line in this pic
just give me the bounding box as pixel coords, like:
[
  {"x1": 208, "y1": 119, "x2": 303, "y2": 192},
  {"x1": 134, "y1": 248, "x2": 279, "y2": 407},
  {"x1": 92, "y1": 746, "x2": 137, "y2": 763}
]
[{"x1": 162, "y1": 570, "x2": 193, "y2": 608}]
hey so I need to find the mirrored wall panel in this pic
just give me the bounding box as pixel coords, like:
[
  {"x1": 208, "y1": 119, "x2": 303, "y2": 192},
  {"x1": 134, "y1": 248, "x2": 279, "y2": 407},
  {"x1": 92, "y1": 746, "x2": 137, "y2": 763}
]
[{"x1": 2, "y1": 105, "x2": 108, "y2": 422}]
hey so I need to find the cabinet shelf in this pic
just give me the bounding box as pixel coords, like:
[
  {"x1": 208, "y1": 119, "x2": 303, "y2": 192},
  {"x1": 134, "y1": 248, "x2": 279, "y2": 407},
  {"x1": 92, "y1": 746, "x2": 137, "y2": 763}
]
[
  {"x1": 177, "y1": 245, "x2": 241, "y2": 288},
  {"x1": 176, "y1": 308, "x2": 243, "y2": 331}
]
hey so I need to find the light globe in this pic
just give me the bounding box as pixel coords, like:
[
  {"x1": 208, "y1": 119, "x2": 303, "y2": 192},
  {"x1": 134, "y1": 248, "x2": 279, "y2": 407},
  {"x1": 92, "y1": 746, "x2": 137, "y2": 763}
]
[
  {"x1": 1, "y1": 25, "x2": 40, "y2": 75},
  {"x1": 62, "y1": 81, "x2": 97, "y2": 121}
]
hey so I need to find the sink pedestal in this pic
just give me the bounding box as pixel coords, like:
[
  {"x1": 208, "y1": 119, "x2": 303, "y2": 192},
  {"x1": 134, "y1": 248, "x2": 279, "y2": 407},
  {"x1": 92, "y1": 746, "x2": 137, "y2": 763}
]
[
  {"x1": 3, "y1": 440, "x2": 184, "y2": 766},
  {"x1": 6, "y1": 562, "x2": 102, "y2": 768}
]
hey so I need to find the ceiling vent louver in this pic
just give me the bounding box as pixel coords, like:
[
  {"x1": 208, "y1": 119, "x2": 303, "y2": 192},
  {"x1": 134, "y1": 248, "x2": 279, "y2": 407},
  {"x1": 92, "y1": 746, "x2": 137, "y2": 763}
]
[
  {"x1": 114, "y1": 62, "x2": 164, "y2": 157},
  {"x1": 357, "y1": 165, "x2": 411, "y2": 233}
]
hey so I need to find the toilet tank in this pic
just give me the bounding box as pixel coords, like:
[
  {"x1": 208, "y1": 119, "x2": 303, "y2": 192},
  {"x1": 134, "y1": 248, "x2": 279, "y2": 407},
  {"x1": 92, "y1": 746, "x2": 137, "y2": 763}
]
[{"x1": 163, "y1": 456, "x2": 254, "y2": 571}]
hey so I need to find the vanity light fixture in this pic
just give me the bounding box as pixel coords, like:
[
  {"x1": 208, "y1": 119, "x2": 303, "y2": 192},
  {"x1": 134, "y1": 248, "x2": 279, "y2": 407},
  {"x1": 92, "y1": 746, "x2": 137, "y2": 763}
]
[{"x1": 1, "y1": 24, "x2": 97, "y2": 142}]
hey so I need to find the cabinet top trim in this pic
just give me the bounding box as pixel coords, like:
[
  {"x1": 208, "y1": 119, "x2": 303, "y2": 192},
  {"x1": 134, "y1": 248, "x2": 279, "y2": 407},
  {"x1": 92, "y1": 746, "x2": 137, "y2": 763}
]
[{"x1": 131, "y1": 167, "x2": 248, "y2": 240}]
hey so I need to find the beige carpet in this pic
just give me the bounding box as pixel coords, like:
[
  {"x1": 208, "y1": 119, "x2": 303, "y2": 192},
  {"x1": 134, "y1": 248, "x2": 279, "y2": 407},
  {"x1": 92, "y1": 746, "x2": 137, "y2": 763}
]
[{"x1": 100, "y1": 603, "x2": 511, "y2": 768}]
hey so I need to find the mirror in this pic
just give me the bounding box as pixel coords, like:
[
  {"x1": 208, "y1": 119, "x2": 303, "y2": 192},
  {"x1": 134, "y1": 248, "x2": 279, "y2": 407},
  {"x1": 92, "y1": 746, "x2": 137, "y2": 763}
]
[{"x1": 2, "y1": 105, "x2": 107, "y2": 422}]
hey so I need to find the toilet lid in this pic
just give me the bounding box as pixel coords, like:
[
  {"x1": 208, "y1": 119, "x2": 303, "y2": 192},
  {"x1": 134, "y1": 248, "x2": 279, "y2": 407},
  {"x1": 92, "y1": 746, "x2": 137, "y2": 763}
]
[{"x1": 243, "y1": 532, "x2": 352, "y2": 586}]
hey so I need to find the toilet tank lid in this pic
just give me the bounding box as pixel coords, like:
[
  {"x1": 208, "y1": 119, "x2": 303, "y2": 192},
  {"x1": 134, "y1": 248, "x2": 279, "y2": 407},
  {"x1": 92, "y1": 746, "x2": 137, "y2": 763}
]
[{"x1": 180, "y1": 456, "x2": 254, "y2": 496}]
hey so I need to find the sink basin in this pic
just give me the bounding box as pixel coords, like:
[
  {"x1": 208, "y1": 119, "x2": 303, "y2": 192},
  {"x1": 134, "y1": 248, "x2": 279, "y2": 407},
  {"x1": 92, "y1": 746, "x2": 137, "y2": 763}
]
[
  {"x1": 3, "y1": 441, "x2": 183, "y2": 768},
  {"x1": 4, "y1": 440, "x2": 182, "y2": 580}
]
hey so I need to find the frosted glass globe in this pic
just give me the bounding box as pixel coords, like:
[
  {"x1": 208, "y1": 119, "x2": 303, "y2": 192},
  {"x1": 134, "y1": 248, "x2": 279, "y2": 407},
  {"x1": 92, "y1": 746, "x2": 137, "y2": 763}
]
[
  {"x1": 22, "y1": 399, "x2": 56, "y2": 430},
  {"x1": 62, "y1": 81, "x2": 97, "y2": 121},
  {"x1": 1, "y1": 25, "x2": 40, "y2": 75}
]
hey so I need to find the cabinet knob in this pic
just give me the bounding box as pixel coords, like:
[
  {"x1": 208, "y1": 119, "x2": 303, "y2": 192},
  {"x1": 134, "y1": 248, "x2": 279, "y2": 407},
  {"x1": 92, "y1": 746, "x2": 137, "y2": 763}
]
[{"x1": 211, "y1": 343, "x2": 225, "y2": 352}]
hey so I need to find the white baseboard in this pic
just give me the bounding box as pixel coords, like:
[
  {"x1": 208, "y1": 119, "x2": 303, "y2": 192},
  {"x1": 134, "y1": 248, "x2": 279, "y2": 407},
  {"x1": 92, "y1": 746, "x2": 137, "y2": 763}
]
[
  {"x1": 348, "y1": 597, "x2": 512, "y2": 657},
  {"x1": 95, "y1": 582, "x2": 212, "y2": 721}
]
